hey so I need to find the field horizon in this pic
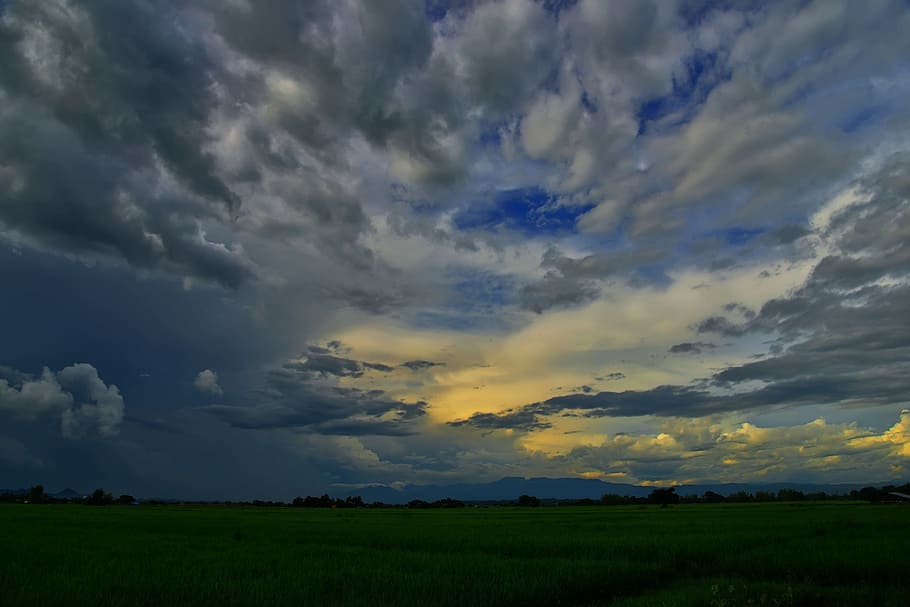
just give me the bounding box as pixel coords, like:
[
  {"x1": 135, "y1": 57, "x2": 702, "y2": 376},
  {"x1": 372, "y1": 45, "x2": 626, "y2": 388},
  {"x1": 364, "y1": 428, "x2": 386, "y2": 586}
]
[{"x1": 6, "y1": 475, "x2": 907, "y2": 505}]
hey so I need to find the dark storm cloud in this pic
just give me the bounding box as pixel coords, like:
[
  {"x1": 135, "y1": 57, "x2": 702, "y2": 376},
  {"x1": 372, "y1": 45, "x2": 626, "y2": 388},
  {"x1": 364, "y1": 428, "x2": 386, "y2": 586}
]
[
  {"x1": 289, "y1": 349, "x2": 366, "y2": 379},
  {"x1": 722, "y1": 302, "x2": 756, "y2": 319},
  {"x1": 668, "y1": 342, "x2": 717, "y2": 355},
  {"x1": 0, "y1": 1, "x2": 256, "y2": 287},
  {"x1": 0, "y1": 0, "x2": 235, "y2": 208},
  {"x1": 449, "y1": 408, "x2": 552, "y2": 432},
  {"x1": 201, "y1": 383, "x2": 427, "y2": 436},
  {"x1": 519, "y1": 273, "x2": 600, "y2": 314},
  {"x1": 204, "y1": 0, "x2": 469, "y2": 188},
  {"x1": 400, "y1": 360, "x2": 445, "y2": 371},
  {"x1": 695, "y1": 316, "x2": 746, "y2": 337},
  {"x1": 0, "y1": 0, "x2": 465, "y2": 294},
  {"x1": 519, "y1": 246, "x2": 666, "y2": 312},
  {"x1": 282, "y1": 345, "x2": 408, "y2": 380},
  {"x1": 199, "y1": 347, "x2": 428, "y2": 435}
]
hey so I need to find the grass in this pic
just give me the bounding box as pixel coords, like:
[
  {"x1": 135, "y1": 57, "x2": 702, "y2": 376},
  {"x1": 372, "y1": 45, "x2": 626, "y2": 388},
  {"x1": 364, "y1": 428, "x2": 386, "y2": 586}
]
[{"x1": 1, "y1": 502, "x2": 907, "y2": 606}]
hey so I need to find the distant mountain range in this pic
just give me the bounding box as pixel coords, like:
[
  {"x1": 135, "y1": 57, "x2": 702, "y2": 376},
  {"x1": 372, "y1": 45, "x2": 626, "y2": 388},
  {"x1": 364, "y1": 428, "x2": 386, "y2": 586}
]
[{"x1": 336, "y1": 477, "x2": 887, "y2": 504}]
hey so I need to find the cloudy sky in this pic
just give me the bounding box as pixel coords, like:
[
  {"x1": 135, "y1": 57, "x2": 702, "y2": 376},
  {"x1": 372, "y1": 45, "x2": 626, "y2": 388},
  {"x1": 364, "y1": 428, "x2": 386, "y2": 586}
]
[{"x1": 2, "y1": 0, "x2": 909, "y2": 499}]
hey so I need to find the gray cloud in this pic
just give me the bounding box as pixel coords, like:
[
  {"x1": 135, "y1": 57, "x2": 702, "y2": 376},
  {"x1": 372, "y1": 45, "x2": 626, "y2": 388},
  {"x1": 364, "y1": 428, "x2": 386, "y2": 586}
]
[
  {"x1": 200, "y1": 347, "x2": 429, "y2": 435},
  {"x1": 668, "y1": 342, "x2": 718, "y2": 355},
  {"x1": 519, "y1": 246, "x2": 666, "y2": 313},
  {"x1": 193, "y1": 370, "x2": 223, "y2": 395},
  {"x1": 0, "y1": 100, "x2": 257, "y2": 288},
  {"x1": 0, "y1": 0, "x2": 236, "y2": 208},
  {"x1": 281, "y1": 345, "x2": 413, "y2": 379},
  {"x1": 519, "y1": 273, "x2": 600, "y2": 314},
  {"x1": 695, "y1": 315, "x2": 746, "y2": 337},
  {"x1": 0, "y1": 363, "x2": 124, "y2": 437},
  {"x1": 458, "y1": 0, "x2": 558, "y2": 115},
  {"x1": 0, "y1": 1, "x2": 258, "y2": 288},
  {"x1": 449, "y1": 408, "x2": 552, "y2": 432},
  {"x1": 400, "y1": 360, "x2": 445, "y2": 372}
]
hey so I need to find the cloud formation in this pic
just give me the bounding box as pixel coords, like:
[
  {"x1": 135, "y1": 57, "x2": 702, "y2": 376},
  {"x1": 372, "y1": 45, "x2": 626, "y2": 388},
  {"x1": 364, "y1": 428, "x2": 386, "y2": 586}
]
[
  {"x1": 0, "y1": 363, "x2": 124, "y2": 437},
  {"x1": 2, "y1": 0, "x2": 910, "y2": 494},
  {"x1": 199, "y1": 345, "x2": 428, "y2": 436},
  {"x1": 193, "y1": 370, "x2": 223, "y2": 396}
]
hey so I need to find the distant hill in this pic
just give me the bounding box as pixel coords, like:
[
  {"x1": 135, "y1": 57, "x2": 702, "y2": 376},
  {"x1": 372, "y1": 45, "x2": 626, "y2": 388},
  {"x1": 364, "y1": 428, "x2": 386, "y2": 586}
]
[{"x1": 342, "y1": 477, "x2": 883, "y2": 504}]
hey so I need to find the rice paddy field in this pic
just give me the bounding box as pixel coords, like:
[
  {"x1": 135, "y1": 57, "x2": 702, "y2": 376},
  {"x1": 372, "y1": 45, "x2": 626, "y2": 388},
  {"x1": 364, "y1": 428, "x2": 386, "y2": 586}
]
[{"x1": 2, "y1": 502, "x2": 908, "y2": 606}]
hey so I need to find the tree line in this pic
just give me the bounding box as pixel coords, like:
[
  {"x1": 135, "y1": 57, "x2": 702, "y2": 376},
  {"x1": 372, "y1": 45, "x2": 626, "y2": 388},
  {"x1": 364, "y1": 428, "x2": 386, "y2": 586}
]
[
  {"x1": 0, "y1": 486, "x2": 137, "y2": 506},
  {"x1": 3, "y1": 482, "x2": 908, "y2": 507}
]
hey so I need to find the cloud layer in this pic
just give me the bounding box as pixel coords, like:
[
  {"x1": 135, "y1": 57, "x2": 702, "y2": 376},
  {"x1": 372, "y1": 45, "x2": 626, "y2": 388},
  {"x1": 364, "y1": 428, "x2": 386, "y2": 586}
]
[{"x1": 1, "y1": 0, "x2": 909, "y2": 496}]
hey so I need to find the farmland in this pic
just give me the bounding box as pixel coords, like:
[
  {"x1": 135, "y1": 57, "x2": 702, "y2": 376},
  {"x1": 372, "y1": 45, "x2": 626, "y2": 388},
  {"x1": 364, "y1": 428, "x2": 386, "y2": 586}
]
[{"x1": 1, "y1": 502, "x2": 907, "y2": 606}]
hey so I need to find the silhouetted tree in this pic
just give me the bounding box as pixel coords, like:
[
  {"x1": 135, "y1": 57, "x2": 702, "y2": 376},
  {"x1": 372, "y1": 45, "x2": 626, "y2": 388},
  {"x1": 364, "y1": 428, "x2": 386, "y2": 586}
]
[
  {"x1": 117, "y1": 495, "x2": 136, "y2": 505},
  {"x1": 702, "y1": 491, "x2": 725, "y2": 503},
  {"x1": 851, "y1": 486, "x2": 889, "y2": 502},
  {"x1": 28, "y1": 485, "x2": 45, "y2": 504},
  {"x1": 726, "y1": 491, "x2": 754, "y2": 502},
  {"x1": 87, "y1": 488, "x2": 113, "y2": 505},
  {"x1": 777, "y1": 489, "x2": 804, "y2": 501},
  {"x1": 601, "y1": 493, "x2": 636, "y2": 505},
  {"x1": 432, "y1": 497, "x2": 465, "y2": 508},
  {"x1": 647, "y1": 487, "x2": 679, "y2": 506},
  {"x1": 517, "y1": 494, "x2": 540, "y2": 507}
]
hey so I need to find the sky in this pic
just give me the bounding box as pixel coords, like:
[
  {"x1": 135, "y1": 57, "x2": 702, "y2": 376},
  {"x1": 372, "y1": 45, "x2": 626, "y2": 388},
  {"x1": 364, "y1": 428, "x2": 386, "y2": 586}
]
[{"x1": 1, "y1": 0, "x2": 910, "y2": 499}]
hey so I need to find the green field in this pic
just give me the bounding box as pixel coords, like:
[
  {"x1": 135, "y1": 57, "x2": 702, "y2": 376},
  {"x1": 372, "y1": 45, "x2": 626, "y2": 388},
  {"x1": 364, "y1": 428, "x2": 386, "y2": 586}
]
[{"x1": 2, "y1": 502, "x2": 907, "y2": 606}]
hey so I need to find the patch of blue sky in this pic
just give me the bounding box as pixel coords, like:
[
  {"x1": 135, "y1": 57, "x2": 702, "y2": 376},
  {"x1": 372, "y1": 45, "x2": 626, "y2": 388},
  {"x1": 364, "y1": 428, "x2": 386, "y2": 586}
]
[
  {"x1": 636, "y1": 50, "x2": 730, "y2": 135},
  {"x1": 540, "y1": 0, "x2": 579, "y2": 18},
  {"x1": 424, "y1": 0, "x2": 451, "y2": 22},
  {"x1": 677, "y1": 0, "x2": 765, "y2": 28},
  {"x1": 477, "y1": 121, "x2": 506, "y2": 147},
  {"x1": 837, "y1": 104, "x2": 890, "y2": 134},
  {"x1": 720, "y1": 226, "x2": 766, "y2": 246},
  {"x1": 452, "y1": 187, "x2": 595, "y2": 237}
]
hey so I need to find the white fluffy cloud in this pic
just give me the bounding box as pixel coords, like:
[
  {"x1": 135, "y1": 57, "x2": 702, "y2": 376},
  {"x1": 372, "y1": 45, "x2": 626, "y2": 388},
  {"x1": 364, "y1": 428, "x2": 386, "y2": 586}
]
[
  {"x1": 193, "y1": 369, "x2": 223, "y2": 395},
  {"x1": 0, "y1": 363, "x2": 124, "y2": 437}
]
